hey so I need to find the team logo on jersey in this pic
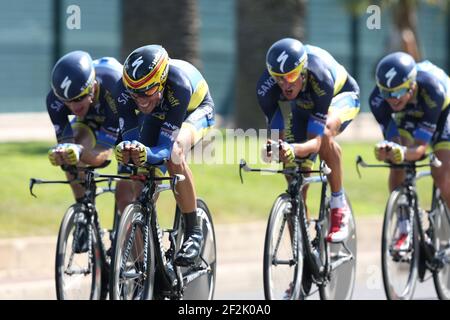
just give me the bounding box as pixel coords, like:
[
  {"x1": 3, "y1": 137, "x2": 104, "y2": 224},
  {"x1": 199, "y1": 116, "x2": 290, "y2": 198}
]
[
  {"x1": 420, "y1": 88, "x2": 437, "y2": 108},
  {"x1": 257, "y1": 77, "x2": 276, "y2": 97},
  {"x1": 105, "y1": 91, "x2": 118, "y2": 115},
  {"x1": 119, "y1": 117, "x2": 124, "y2": 130},
  {"x1": 166, "y1": 88, "x2": 180, "y2": 107},
  {"x1": 309, "y1": 75, "x2": 326, "y2": 97},
  {"x1": 50, "y1": 100, "x2": 64, "y2": 111},
  {"x1": 152, "y1": 112, "x2": 166, "y2": 120}
]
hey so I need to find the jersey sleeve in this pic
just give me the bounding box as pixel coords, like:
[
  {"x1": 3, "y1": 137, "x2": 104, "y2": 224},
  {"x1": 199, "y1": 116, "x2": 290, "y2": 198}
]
[
  {"x1": 414, "y1": 75, "x2": 445, "y2": 143},
  {"x1": 113, "y1": 80, "x2": 140, "y2": 141},
  {"x1": 306, "y1": 58, "x2": 335, "y2": 137},
  {"x1": 369, "y1": 87, "x2": 399, "y2": 140},
  {"x1": 256, "y1": 71, "x2": 284, "y2": 129},
  {"x1": 46, "y1": 92, "x2": 73, "y2": 143},
  {"x1": 97, "y1": 90, "x2": 120, "y2": 148}
]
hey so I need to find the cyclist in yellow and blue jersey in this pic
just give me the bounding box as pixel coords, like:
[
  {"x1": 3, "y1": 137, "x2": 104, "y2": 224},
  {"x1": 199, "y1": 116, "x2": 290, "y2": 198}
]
[
  {"x1": 46, "y1": 51, "x2": 136, "y2": 217},
  {"x1": 370, "y1": 52, "x2": 450, "y2": 251},
  {"x1": 257, "y1": 38, "x2": 360, "y2": 245},
  {"x1": 113, "y1": 45, "x2": 215, "y2": 267}
]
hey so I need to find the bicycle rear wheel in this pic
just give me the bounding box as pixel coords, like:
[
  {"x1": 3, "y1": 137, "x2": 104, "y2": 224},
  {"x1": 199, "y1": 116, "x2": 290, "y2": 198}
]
[
  {"x1": 109, "y1": 203, "x2": 155, "y2": 300},
  {"x1": 381, "y1": 188, "x2": 419, "y2": 300},
  {"x1": 319, "y1": 195, "x2": 357, "y2": 300},
  {"x1": 175, "y1": 198, "x2": 217, "y2": 300},
  {"x1": 432, "y1": 198, "x2": 450, "y2": 300},
  {"x1": 263, "y1": 194, "x2": 303, "y2": 300},
  {"x1": 55, "y1": 204, "x2": 107, "y2": 300}
]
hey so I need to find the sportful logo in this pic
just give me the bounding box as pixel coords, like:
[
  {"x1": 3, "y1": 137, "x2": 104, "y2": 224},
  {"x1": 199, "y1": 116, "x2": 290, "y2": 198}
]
[
  {"x1": 60, "y1": 76, "x2": 72, "y2": 99},
  {"x1": 277, "y1": 51, "x2": 289, "y2": 73},
  {"x1": 131, "y1": 56, "x2": 144, "y2": 79},
  {"x1": 385, "y1": 67, "x2": 397, "y2": 88}
]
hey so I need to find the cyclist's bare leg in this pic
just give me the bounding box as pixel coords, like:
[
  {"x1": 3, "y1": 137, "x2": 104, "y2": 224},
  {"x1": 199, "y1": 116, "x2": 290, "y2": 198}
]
[
  {"x1": 167, "y1": 128, "x2": 197, "y2": 213},
  {"x1": 65, "y1": 126, "x2": 97, "y2": 200},
  {"x1": 318, "y1": 115, "x2": 342, "y2": 193},
  {"x1": 387, "y1": 137, "x2": 412, "y2": 192},
  {"x1": 115, "y1": 180, "x2": 142, "y2": 214},
  {"x1": 431, "y1": 149, "x2": 450, "y2": 209},
  {"x1": 388, "y1": 168, "x2": 405, "y2": 192}
]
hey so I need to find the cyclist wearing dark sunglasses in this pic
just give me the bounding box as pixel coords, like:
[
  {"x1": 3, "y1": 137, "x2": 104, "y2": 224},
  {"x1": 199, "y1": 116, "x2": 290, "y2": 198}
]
[
  {"x1": 112, "y1": 45, "x2": 215, "y2": 267},
  {"x1": 256, "y1": 38, "x2": 360, "y2": 245},
  {"x1": 46, "y1": 51, "x2": 137, "y2": 214},
  {"x1": 370, "y1": 52, "x2": 450, "y2": 250}
]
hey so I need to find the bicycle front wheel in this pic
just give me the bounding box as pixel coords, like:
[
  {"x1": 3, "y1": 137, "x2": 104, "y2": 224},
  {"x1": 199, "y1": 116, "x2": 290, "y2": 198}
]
[
  {"x1": 55, "y1": 204, "x2": 106, "y2": 300},
  {"x1": 109, "y1": 203, "x2": 155, "y2": 300},
  {"x1": 432, "y1": 197, "x2": 450, "y2": 300},
  {"x1": 263, "y1": 194, "x2": 303, "y2": 300},
  {"x1": 381, "y1": 188, "x2": 419, "y2": 300},
  {"x1": 319, "y1": 195, "x2": 357, "y2": 300}
]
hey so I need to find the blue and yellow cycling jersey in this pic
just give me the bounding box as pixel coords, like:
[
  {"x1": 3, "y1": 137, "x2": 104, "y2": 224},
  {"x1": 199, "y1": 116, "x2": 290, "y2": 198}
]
[
  {"x1": 46, "y1": 57, "x2": 122, "y2": 148},
  {"x1": 369, "y1": 60, "x2": 450, "y2": 145},
  {"x1": 256, "y1": 44, "x2": 359, "y2": 138},
  {"x1": 113, "y1": 59, "x2": 215, "y2": 164}
]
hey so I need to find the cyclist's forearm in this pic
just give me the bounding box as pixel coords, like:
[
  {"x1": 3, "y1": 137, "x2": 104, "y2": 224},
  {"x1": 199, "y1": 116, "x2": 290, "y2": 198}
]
[
  {"x1": 404, "y1": 144, "x2": 427, "y2": 162},
  {"x1": 80, "y1": 146, "x2": 112, "y2": 166},
  {"x1": 293, "y1": 136, "x2": 321, "y2": 158}
]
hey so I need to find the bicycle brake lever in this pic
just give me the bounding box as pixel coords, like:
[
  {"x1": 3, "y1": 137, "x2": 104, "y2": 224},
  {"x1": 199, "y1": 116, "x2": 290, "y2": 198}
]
[
  {"x1": 239, "y1": 159, "x2": 246, "y2": 184},
  {"x1": 430, "y1": 153, "x2": 442, "y2": 168},
  {"x1": 320, "y1": 161, "x2": 332, "y2": 175},
  {"x1": 29, "y1": 178, "x2": 38, "y2": 198},
  {"x1": 355, "y1": 155, "x2": 362, "y2": 179},
  {"x1": 171, "y1": 174, "x2": 186, "y2": 195}
]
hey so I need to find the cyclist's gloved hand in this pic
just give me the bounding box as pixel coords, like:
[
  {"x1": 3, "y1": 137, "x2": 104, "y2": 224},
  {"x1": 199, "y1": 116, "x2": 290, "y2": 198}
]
[
  {"x1": 115, "y1": 141, "x2": 131, "y2": 164},
  {"x1": 48, "y1": 143, "x2": 83, "y2": 166},
  {"x1": 374, "y1": 140, "x2": 390, "y2": 161},
  {"x1": 279, "y1": 141, "x2": 296, "y2": 164},
  {"x1": 129, "y1": 140, "x2": 148, "y2": 166},
  {"x1": 261, "y1": 143, "x2": 273, "y2": 163},
  {"x1": 388, "y1": 142, "x2": 407, "y2": 164}
]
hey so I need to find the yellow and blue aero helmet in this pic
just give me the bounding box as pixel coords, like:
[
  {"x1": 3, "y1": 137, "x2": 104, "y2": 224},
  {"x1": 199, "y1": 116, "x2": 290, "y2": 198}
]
[{"x1": 122, "y1": 45, "x2": 169, "y2": 96}]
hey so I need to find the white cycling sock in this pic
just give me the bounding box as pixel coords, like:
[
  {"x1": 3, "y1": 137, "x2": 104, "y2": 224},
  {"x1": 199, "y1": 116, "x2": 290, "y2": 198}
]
[{"x1": 330, "y1": 189, "x2": 347, "y2": 209}]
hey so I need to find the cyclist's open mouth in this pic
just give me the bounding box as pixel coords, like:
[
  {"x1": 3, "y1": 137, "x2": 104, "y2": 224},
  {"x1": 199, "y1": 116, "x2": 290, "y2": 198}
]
[
  {"x1": 72, "y1": 107, "x2": 86, "y2": 116},
  {"x1": 283, "y1": 88, "x2": 295, "y2": 99}
]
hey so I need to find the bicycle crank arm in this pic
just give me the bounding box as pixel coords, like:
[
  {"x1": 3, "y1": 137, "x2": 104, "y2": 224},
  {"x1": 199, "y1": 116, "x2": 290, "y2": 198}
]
[
  {"x1": 182, "y1": 266, "x2": 211, "y2": 285},
  {"x1": 437, "y1": 246, "x2": 450, "y2": 264},
  {"x1": 272, "y1": 259, "x2": 296, "y2": 267},
  {"x1": 64, "y1": 267, "x2": 91, "y2": 276},
  {"x1": 330, "y1": 253, "x2": 354, "y2": 271},
  {"x1": 121, "y1": 270, "x2": 144, "y2": 280}
]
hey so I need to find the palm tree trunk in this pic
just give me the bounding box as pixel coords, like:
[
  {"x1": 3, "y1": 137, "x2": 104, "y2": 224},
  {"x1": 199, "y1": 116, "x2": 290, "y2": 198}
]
[
  {"x1": 121, "y1": 0, "x2": 201, "y2": 68},
  {"x1": 392, "y1": 0, "x2": 421, "y2": 60},
  {"x1": 235, "y1": 0, "x2": 307, "y2": 129}
]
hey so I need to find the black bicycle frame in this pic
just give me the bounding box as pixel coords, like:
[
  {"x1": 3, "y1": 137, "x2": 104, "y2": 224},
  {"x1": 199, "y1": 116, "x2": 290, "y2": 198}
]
[
  {"x1": 118, "y1": 164, "x2": 209, "y2": 299},
  {"x1": 30, "y1": 163, "x2": 121, "y2": 272},
  {"x1": 239, "y1": 159, "x2": 338, "y2": 284},
  {"x1": 356, "y1": 155, "x2": 445, "y2": 272}
]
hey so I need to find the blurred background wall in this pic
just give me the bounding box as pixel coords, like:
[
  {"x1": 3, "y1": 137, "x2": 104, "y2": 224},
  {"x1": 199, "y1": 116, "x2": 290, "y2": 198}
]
[{"x1": 0, "y1": 0, "x2": 448, "y2": 128}]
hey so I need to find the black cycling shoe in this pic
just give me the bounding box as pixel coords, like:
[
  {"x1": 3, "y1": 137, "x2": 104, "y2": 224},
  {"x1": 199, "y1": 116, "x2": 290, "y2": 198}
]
[
  {"x1": 73, "y1": 212, "x2": 89, "y2": 253},
  {"x1": 72, "y1": 224, "x2": 89, "y2": 253},
  {"x1": 174, "y1": 227, "x2": 203, "y2": 267}
]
